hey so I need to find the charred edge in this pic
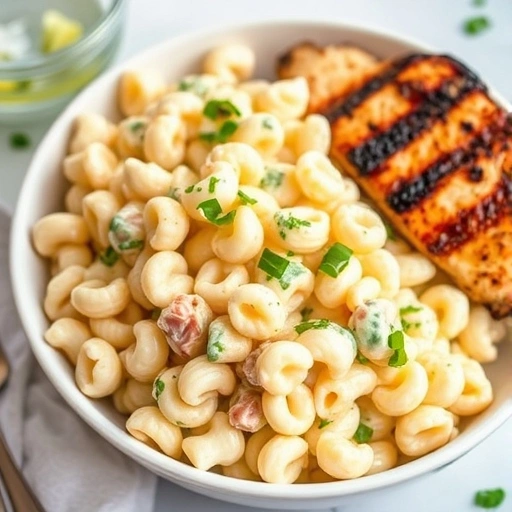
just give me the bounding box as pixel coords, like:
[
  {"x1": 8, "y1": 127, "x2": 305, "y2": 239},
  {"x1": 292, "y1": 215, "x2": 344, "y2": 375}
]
[
  {"x1": 386, "y1": 111, "x2": 511, "y2": 213},
  {"x1": 487, "y1": 300, "x2": 512, "y2": 320},
  {"x1": 322, "y1": 53, "x2": 428, "y2": 123},
  {"x1": 277, "y1": 41, "x2": 318, "y2": 70},
  {"x1": 425, "y1": 174, "x2": 512, "y2": 256},
  {"x1": 347, "y1": 73, "x2": 486, "y2": 176}
]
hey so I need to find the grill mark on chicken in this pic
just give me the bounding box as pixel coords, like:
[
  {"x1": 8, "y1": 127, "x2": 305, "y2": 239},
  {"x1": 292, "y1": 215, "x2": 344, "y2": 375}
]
[
  {"x1": 424, "y1": 173, "x2": 512, "y2": 255},
  {"x1": 322, "y1": 53, "x2": 421, "y2": 122},
  {"x1": 387, "y1": 110, "x2": 511, "y2": 213},
  {"x1": 278, "y1": 46, "x2": 512, "y2": 317},
  {"x1": 347, "y1": 72, "x2": 486, "y2": 175}
]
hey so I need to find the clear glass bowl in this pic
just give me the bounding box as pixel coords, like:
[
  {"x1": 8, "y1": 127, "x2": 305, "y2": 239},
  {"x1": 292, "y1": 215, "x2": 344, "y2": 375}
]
[{"x1": 0, "y1": 0, "x2": 126, "y2": 124}]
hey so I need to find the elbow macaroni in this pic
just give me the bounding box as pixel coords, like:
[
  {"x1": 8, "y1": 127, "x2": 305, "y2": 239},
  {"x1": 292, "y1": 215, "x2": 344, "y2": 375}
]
[{"x1": 33, "y1": 42, "x2": 504, "y2": 484}]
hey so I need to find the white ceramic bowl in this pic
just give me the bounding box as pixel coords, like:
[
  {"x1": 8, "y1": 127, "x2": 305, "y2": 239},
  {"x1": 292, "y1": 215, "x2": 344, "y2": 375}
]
[{"x1": 10, "y1": 20, "x2": 512, "y2": 510}]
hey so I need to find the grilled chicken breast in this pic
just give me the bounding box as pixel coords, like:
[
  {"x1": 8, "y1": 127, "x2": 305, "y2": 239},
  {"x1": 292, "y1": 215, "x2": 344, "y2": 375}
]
[{"x1": 278, "y1": 44, "x2": 512, "y2": 318}]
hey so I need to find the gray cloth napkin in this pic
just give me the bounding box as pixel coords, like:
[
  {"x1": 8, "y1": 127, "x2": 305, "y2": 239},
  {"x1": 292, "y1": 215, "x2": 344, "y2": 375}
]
[{"x1": 0, "y1": 203, "x2": 157, "y2": 512}]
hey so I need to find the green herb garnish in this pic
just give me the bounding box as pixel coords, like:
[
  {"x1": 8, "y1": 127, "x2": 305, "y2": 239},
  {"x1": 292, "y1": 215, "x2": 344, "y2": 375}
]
[
  {"x1": 154, "y1": 379, "x2": 165, "y2": 400},
  {"x1": 300, "y1": 307, "x2": 313, "y2": 321},
  {"x1": 474, "y1": 489, "x2": 506, "y2": 509},
  {"x1": 207, "y1": 326, "x2": 224, "y2": 362},
  {"x1": 237, "y1": 190, "x2": 257, "y2": 205},
  {"x1": 295, "y1": 319, "x2": 338, "y2": 335},
  {"x1": 151, "y1": 308, "x2": 162, "y2": 321},
  {"x1": 400, "y1": 305, "x2": 422, "y2": 315},
  {"x1": 129, "y1": 121, "x2": 145, "y2": 133},
  {"x1": 356, "y1": 352, "x2": 370, "y2": 364},
  {"x1": 9, "y1": 132, "x2": 31, "y2": 149},
  {"x1": 199, "y1": 120, "x2": 239, "y2": 144},
  {"x1": 318, "y1": 243, "x2": 353, "y2": 278},
  {"x1": 353, "y1": 422, "x2": 374, "y2": 444},
  {"x1": 318, "y1": 418, "x2": 333, "y2": 429},
  {"x1": 388, "y1": 330, "x2": 408, "y2": 367},
  {"x1": 463, "y1": 16, "x2": 491, "y2": 35},
  {"x1": 208, "y1": 176, "x2": 220, "y2": 193},
  {"x1": 384, "y1": 221, "x2": 397, "y2": 241},
  {"x1": 400, "y1": 305, "x2": 422, "y2": 331},
  {"x1": 99, "y1": 246, "x2": 119, "y2": 267},
  {"x1": 257, "y1": 248, "x2": 305, "y2": 290},
  {"x1": 472, "y1": 0, "x2": 486, "y2": 6},
  {"x1": 117, "y1": 239, "x2": 144, "y2": 251},
  {"x1": 168, "y1": 187, "x2": 181, "y2": 201},
  {"x1": 203, "y1": 99, "x2": 241, "y2": 120},
  {"x1": 262, "y1": 117, "x2": 274, "y2": 130},
  {"x1": 178, "y1": 76, "x2": 208, "y2": 97},
  {"x1": 260, "y1": 167, "x2": 285, "y2": 189},
  {"x1": 274, "y1": 212, "x2": 312, "y2": 240},
  {"x1": 197, "y1": 198, "x2": 236, "y2": 225}
]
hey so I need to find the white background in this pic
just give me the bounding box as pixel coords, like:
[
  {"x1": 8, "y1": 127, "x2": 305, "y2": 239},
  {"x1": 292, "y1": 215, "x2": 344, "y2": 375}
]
[{"x1": 1, "y1": 1, "x2": 512, "y2": 511}]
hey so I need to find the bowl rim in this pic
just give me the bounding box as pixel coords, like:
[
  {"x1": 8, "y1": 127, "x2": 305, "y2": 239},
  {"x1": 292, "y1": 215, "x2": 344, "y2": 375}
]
[{"x1": 10, "y1": 18, "x2": 512, "y2": 501}]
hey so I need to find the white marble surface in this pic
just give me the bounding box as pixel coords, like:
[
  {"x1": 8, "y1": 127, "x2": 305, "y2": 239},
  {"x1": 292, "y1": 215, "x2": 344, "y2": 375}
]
[{"x1": 1, "y1": 0, "x2": 511, "y2": 511}]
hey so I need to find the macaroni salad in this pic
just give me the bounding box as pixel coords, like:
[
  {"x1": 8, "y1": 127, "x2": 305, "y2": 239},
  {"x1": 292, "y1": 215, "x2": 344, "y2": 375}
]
[{"x1": 33, "y1": 43, "x2": 506, "y2": 484}]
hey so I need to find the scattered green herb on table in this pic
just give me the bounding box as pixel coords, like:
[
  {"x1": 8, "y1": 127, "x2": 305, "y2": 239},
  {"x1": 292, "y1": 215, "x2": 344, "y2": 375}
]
[
  {"x1": 9, "y1": 132, "x2": 31, "y2": 149},
  {"x1": 474, "y1": 488, "x2": 506, "y2": 509}
]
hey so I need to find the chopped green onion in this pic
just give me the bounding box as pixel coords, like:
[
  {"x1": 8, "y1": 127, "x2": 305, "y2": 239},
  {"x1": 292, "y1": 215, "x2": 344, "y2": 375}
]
[
  {"x1": 463, "y1": 16, "x2": 491, "y2": 35},
  {"x1": 399, "y1": 305, "x2": 422, "y2": 315},
  {"x1": 184, "y1": 184, "x2": 195, "y2": 194},
  {"x1": 472, "y1": 0, "x2": 486, "y2": 7},
  {"x1": 117, "y1": 239, "x2": 144, "y2": 251},
  {"x1": 207, "y1": 326, "x2": 224, "y2": 362},
  {"x1": 401, "y1": 319, "x2": 421, "y2": 331},
  {"x1": 400, "y1": 306, "x2": 422, "y2": 331},
  {"x1": 199, "y1": 120, "x2": 239, "y2": 144},
  {"x1": 318, "y1": 418, "x2": 333, "y2": 429},
  {"x1": 109, "y1": 216, "x2": 123, "y2": 233},
  {"x1": 99, "y1": 246, "x2": 119, "y2": 267},
  {"x1": 300, "y1": 307, "x2": 313, "y2": 321},
  {"x1": 318, "y1": 243, "x2": 353, "y2": 278},
  {"x1": 295, "y1": 319, "x2": 332, "y2": 335},
  {"x1": 237, "y1": 190, "x2": 257, "y2": 205},
  {"x1": 474, "y1": 488, "x2": 506, "y2": 509},
  {"x1": 388, "y1": 330, "x2": 408, "y2": 367},
  {"x1": 129, "y1": 121, "x2": 145, "y2": 133},
  {"x1": 257, "y1": 248, "x2": 305, "y2": 290},
  {"x1": 262, "y1": 117, "x2": 274, "y2": 130},
  {"x1": 178, "y1": 76, "x2": 208, "y2": 97},
  {"x1": 203, "y1": 99, "x2": 241, "y2": 120},
  {"x1": 353, "y1": 422, "x2": 374, "y2": 444},
  {"x1": 151, "y1": 308, "x2": 162, "y2": 321},
  {"x1": 260, "y1": 167, "x2": 284, "y2": 189},
  {"x1": 275, "y1": 212, "x2": 312, "y2": 240},
  {"x1": 208, "y1": 176, "x2": 220, "y2": 193},
  {"x1": 153, "y1": 379, "x2": 165, "y2": 400},
  {"x1": 356, "y1": 352, "x2": 369, "y2": 364},
  {"x1": 9, "y1": 132, "x2": 31, "y2": 149},
  {"x1": 167, "y1": 187, "x2": 181, "y2": 201},
  {"x1": 384, "y1": 221, "x2": 397, "y2": 241},
  {"x1": 197, "y1": 198, "x2": 236, "y2": 226}
]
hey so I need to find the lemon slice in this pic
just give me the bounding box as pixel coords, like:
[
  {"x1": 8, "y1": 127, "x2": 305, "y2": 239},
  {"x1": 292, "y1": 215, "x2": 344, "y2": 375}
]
[{"x1": 41, "y1": 10, "x2": 83, "y2": 54}]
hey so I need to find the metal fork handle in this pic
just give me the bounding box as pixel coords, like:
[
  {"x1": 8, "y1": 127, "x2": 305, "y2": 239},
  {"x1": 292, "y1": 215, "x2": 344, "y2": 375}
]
[{"x1": 0, "y1": 429, "x2": 44, "y2": 512}]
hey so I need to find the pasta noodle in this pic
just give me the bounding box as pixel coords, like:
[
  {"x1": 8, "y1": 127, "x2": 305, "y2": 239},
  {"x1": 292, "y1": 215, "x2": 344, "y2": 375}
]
[{"x1": 32, "y1": 42, "x2": 504, "y2": 485}]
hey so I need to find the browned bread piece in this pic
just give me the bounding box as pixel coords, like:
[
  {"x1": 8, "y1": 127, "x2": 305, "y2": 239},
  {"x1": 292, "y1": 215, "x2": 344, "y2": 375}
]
[
  {"x1": 277, "y1": 42, "x2": 381, "y2": 113},
  {"x1": 279, "y1": 46, "x2": 512, "y2": 318}
]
